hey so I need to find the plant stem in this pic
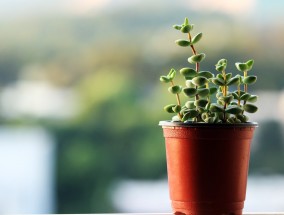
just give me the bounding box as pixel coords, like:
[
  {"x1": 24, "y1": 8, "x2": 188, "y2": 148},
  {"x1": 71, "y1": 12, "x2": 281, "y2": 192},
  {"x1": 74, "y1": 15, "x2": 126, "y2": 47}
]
[
  {"x1": 244, "y1": 71, "x2": 248, "y2": 92},
  {"x1": 188, "y1": 33, "x2": 200, "y2": 122},
  {"x1": 238, "y1": 84, "x2": 241, "y2": 106}
]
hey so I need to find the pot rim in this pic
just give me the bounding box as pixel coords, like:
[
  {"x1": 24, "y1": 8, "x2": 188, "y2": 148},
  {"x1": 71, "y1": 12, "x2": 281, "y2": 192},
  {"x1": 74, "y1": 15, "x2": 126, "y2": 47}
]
[{"x1": 159, "y1": 120, "x2": 258, "y2": 127}]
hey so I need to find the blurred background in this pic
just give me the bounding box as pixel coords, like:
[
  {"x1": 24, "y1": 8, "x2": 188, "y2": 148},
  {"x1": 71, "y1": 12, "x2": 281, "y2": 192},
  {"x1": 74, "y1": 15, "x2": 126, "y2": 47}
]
[{"x1": 0, "y1": 0, "x2": 284, "y2": 213}]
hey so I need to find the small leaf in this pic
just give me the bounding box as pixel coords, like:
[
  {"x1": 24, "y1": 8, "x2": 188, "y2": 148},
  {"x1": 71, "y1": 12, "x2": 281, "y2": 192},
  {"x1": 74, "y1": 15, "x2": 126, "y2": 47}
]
[
  {"x1": 160, "y1": 76, "x2": 171, "y2": 83},
  {"x1": 191, "y1": 33, "x2": 202, "y2": 44},
  {"x1": 232, "y1": 92, "x2": 239, "y2": 99},
  {"x1": 243, "y1": 76, "x2": 257, "y2": 84},
  {"x1": 226, "y1": 73, "x2": 232, "y2": 80},
  {"x1": 167, "y1": 68, "x2": 176, "y2": 80},
  {"x1": 225, "y1": 105, "x2": 243, "y2": 115},
  {"x1": 212, "y1": 78, "x2": 225, "y2": 86},
  {"x1": 194, "y1": 99, "x2": 208, "y2": 108},
  {"x1": 184, "y1": 17, "x2": 189, "y2": 25},
  {"x1": 183, "y1": 87, "x2": 197, "y2": 97},
  {"x1": 180, "y1": 68, "x2": 197, "y2": 77},
  {"x1": 181, "y1": 24, "x2": 192, "y2": 33},
  {"x1": 188, "y1": 53, "x2": 206, "y2": 64},
  {"x1": 198, "y1": 71, "x2": 214, "y2": 79},
  {"x1": 247, "y1": 95, "x2": 258, "y2": 103},
  {"x1": 197, "y1": 88, "x2": 210, "y2": 97},
  {"x1": 182, "y1": 109, "x2": 199, "y2": 121},
  {"x1": 240, "y1": 93, "x2": 251, "y2": 101},
  {"x1": 209, "y1": 103, "x2": 224, "y2": 112},
  {"x1": 227, "y1": 76, "x2": 240, "y2": 86},
  {"x1": 172, "y1": 105, "x2": 181, "y2": 113},
  {"x1": 185, "y1": 101, "x2": 195, "y2": 109},
  {"x1": 192, "y1": 76, "x2": 208, "y2": 86},
  {"x1": 235, "y1": 62, "x2": 248, "y2": 72},
  {"x1": 236, "y1": 114, "x2": 249, "y2": 122},
  {"x1": 216, "y1": 74, "x2": 224, "y2": 79},
  {"x1": 227, "y1": 117, "x2": 235, "y2": 123},
  {"x1": 217, "y1": 58, "x2": 227, "y2": 66},
  {"x1": 175, "y1": 39, "x2": 191, "y2": 47},
  {"x1": 219, "y1": 95, "x2": 234, "y2": 104},
  {"x1": 216, "y1": 65, "x2": 225, "y2": 72},
  {"x1": 164, "y1": 104, "x2": 176, "y2": 113},
  {"x1": 186, "y1": 80, "x2": 196, "y2": 88},
  {"x1": 230, "y1": 101, "x2": 238, "y2": 106},
  {"x1": 206, "y1": 117, "x2": 217, "y2": 123},
  {"x1": 227, "y1": 77, "x2": 240, "y2": 86},
  {"x1": 243, "y1": 104, "x2": 258, "y2": 113},
  {"x1": 246, "y1": 59, "x2": 254, "y2": 71},
  {"x1": 172, "y1": 115, "x2": 181, "y2": 121},
  {"x1": 168, "y1": 85, "x2": 182, "y2": 94},
  {"x1": 173, "y1": 25, "x2": 182, "y2": 30}
]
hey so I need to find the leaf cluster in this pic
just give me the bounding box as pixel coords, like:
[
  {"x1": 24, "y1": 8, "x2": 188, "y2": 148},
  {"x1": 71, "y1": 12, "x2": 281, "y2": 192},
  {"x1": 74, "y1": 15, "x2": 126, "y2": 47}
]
[{"x1": 160, "y1": 18, "x2": 258, "y2": 123}]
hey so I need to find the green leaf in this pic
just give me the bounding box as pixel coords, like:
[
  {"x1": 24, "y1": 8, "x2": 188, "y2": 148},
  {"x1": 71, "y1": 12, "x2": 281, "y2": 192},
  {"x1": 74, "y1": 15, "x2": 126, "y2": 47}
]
[
  {"x1": 216, "y1": 74, "x2": 224, "y2": 79},
  {"x1": 217, "y1": 58, "x2": 227, "y2": 66},
  {"x1": 180, "y1": 68, "x2": 197, "y2": 77},
  {"x1": 186, "y1": 80, "x2": 196, "y2": 88},
  {"x1": 209, "y1": 87, "x2": 218, "y2": 95},
  {"x1": 167, "y1": 68, "x2": 176, "y2": 80},
  {"x1": 226, "y1": 73, "x2": 232, "y2": 80},
  {"x1": 191, "y1": 33, "x2": 202, "y2": 44},
  {"x1": 212, "y1": 78, "x2": 225, "y2": 86},
  {"x1": 235, "y1": 62, "x2": 248, "y2": 72},
  {"x1": 185, "y1": 101, "x2": 195, "y2": 109},
  {"x1": 236, "y1": 114, "x2": 249, "y2": 122},
  {"x1": 173, "y1": 105, "x2": 181, "y2": 113},
  {"x1": 227, "y1": 76, "x2": 240, "y2": 86},
  {"x1": 209, "y1": 103, "x2": 224, "y2": 112},
  {"x1": 183, "y1": 87, "x2": 197, "y2": 97},
  {"x1": 182, "y1": 109, "x2": 199, "y2": 121},
  {"x1": 175, "y1": 39, "x2": 191, "y2": 47},
  {"x1": 173, "y1": 25, "x2": 182, "y2": 30},
  {"x1": 230, "y1": 101, "x2": 238, "y2": 106},
  {"x1": 194, "y1": 99, "x2": 208, "y2": 107},
  {"x1": 246, "y1": 59, "x2": 254, "y2": 71},
  {"x1": 181, "y1": 24, "x2": 192, "y2": 33},
  {"x1": 192, "y1": 76, "x2": 208, "y2": 86},
  {"x1": 219, "y1": 95, "x2": 234, "y2": 104},
  {"x1": 164, "y1": 104, "x2": 175, "y2": 113},
  {"x1": 240, "y1": 93, "x2": 251, "y2": 101},
  {"x1": 247, "y1": 95, "x2": 258, "y2": 103},
  {"x1": 160, "y1": 76, "x2": 171, "y2": 83},
  {"x1": 184, "y1": 17, "x2": 189, "y2": 25},
  {"x1": 243, "y1": 104, "x2": 258, "y2": 113},
  {"x1": 216, "y1": 65, "x2": 225, "y2": 72},
  {"x1": 232, "y1": 92, "x2": 239, "y2": 99},
  {"x1": 197, "y1": 88, "x2": 210, "y2": 97},
  {"x1": 198, "y1": 71, "x2": 214, "y2": 79},
  {"x1": 168, "y1": 85, "x2": 182, "y2": 94},
  {"x1": 225, "y1": 105, "x2": 243, "y2": 115},
  {"x1": 188, "y1": 53, "x2": 206, "y2": 64},
  {"x1": 243, "y1": 76, "x2": 257, "y2": 84}
]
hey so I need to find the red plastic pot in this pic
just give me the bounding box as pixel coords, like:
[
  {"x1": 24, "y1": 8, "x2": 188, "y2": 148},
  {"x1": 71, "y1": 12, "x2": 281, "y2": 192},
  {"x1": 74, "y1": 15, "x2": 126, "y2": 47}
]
[{"x1": 160, "y1": 121, "x2": 257, "y2": 215}]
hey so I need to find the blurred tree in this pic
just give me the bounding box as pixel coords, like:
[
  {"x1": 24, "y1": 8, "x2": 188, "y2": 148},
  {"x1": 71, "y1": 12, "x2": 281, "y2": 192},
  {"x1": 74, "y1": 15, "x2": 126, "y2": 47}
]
[{"x1": 250, "y1": 120, "x2": 284, "y2": 174}]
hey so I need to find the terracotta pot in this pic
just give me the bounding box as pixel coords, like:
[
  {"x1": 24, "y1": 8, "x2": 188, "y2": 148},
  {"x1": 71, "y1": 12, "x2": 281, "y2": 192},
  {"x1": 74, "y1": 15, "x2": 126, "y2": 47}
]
[{"x1": 160, "y1": 121, "x2": 257, "y2": 215}]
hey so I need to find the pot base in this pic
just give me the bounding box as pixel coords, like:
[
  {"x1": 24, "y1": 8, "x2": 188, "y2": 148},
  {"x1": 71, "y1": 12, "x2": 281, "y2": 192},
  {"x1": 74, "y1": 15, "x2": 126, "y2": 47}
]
[{"x1": 172, "y1": 200, "x2": 243, "y2": 215}]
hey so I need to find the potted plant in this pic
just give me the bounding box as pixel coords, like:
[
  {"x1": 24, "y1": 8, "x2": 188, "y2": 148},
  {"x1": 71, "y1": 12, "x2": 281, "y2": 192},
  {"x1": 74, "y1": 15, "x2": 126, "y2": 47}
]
[{"x1": 159, "y1": 18, "x2": 258, "y2": 215}]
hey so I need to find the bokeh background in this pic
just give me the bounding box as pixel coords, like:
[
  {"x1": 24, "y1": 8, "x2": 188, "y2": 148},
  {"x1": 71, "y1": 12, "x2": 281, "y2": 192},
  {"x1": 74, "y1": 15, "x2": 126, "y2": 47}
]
[{"x1": 0, "y1": 0, "x2": 284, "y2": 213}]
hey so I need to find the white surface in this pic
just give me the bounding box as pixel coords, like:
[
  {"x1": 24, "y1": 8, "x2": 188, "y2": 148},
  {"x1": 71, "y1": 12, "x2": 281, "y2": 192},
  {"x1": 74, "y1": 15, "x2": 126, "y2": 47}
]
[
  {"x1": 0, "y1": 127, "x2": 55, "y2": 213},
  {"x1": 112, "y1": 176, "x2": 284, "y2": 213}
]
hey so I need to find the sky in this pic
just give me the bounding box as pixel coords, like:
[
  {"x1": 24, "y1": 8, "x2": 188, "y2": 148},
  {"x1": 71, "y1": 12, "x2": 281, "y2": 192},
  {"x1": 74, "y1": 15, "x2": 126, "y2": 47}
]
[{"x1": 0, "y1": 0, "x2": 284, "y2": 21}]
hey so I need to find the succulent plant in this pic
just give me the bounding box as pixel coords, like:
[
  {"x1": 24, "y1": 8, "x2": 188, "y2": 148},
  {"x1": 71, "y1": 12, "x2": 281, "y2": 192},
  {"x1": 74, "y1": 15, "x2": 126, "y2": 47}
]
[{"x1": 160, "y1": 18, "x2": 258, "y2": 123}]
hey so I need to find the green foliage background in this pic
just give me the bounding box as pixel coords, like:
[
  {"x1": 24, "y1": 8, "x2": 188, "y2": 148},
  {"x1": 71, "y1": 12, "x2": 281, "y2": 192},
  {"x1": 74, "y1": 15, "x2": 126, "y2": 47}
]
[{"x1": 0, "y1": 2, "x2": 284, "y2": 213}]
